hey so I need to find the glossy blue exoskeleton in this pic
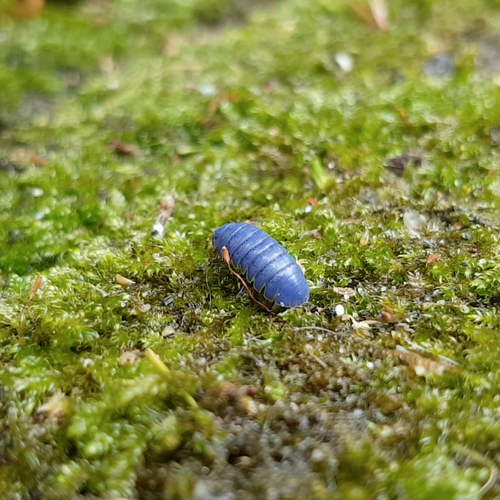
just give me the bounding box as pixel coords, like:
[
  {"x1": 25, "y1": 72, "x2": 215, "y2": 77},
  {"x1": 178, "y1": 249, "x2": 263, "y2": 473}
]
[{"x1": 213, "y1": 222, "x2": 309, "y2": 308}]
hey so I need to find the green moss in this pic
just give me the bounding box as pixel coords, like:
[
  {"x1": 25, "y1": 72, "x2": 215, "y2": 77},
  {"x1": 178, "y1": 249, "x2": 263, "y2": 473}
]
[{"x1": 2, "y1": 0, "x2": 500, "y2": 497}]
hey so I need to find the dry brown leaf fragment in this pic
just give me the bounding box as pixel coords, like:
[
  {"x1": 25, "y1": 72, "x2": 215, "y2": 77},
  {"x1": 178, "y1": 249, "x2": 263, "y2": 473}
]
[
  {"x1": 28, "y1": 275, "x2": 43, "y2": 302},
  {"x1": 30, "y1": 154, "x2": 47, "y2": 167},
  {"x1": 205, "y1": 91, "x2": 239, "y2": 122},
  {"x1": 161, "y1": 325, "x2": 176, "y2": 338},
  {"x1": 426, "y1": 253, "x2": 442, "y2": 266},
  {"x1": 304, "y1": 229, "x2": 322, "y2": 239},
  {"x1": 108, "y1": 139, "x2": 141, "y2": 157},
  {"x1": 385, "y1": 151, "x2": 423, "y2": 176},
  {"x1": 352, "y1": 318, "x2": 380, "y2": 332},
  {"x1": 393, "y1": 346, "x2": 460, "y2": 376},
  {"x1": 118, "y1": 350, "x2": 140, "y2": 367},
  {"x1": 378, "y1": 310, "x2": 408, "y2": 323},
  {"x1": 346, "y1": 0, "x2": 389, "y2": 30},
  {"x1": 33, "y1": 393, "x2": 69, "y2": 423},
  {"x1": 201, "y1": 381, "x2": 259, "y2": 416},
  {"x1": 14, "y1": 0, "x2": 45, "y2": 18},
  {"x1": 10, "y1": 148, "x2": 47, "y2": 168}
]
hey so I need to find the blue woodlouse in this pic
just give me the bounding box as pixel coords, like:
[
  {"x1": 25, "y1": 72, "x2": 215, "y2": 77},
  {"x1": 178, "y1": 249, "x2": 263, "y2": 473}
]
[{"x1": 212, "y1": 222, "x2": 309, "y2": 308}]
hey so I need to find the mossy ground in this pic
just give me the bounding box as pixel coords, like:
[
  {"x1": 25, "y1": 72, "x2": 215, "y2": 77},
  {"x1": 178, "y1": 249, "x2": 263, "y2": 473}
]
[{"x1": 1, "y1": 0, "x2": 500, "y2": 498}]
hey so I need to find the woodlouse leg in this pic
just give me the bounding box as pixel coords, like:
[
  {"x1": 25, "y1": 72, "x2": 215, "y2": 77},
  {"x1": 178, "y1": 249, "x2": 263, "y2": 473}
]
[{"x1": 221, "y1": 246, "x2": 272, "y2": 313}]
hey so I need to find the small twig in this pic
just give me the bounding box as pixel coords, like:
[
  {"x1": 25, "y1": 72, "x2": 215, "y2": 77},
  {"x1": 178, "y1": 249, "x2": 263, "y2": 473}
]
[
  {"x1": 28, "y1": 276, "x2": 43, "y2": 302},
  {"x1": 221, "y1": 246, "x2": 272, "y2": 313},
  {"x1": 205, "y1": 265, "x2": 212, "y2": 310},
  {"x1": 169, "y1": 63, "x2": 205, "y2": 72},
  {"x1": 18, "y1": 275, "x2": 43, "y2": 344},
  {"x1": 469, "y1": 214, "x2": 500, "y2": 230},
  {"x1": 310, "y1": 355, "x2": 329, "y2": 370},
  {"x1": 295, "y1": 326, "x2": 337, "y2": 335},
  {"x1": 405, "y1": 340, "x2": 460, "y2": 367},
  {"x1": 152, "y1": 191, "x2": 176, "y2": 237},
  {"x1": 334, "y1": 314, "x2": 380, "y2": 333},
  {"x1": 453, "y1": 444, "x2": 498, "y2": 498}
]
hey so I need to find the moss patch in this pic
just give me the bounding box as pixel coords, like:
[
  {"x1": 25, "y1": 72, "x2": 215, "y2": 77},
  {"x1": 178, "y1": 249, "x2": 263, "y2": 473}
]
[{"x1": 2, "y1": 0, "x2": 500, "y2": 498}]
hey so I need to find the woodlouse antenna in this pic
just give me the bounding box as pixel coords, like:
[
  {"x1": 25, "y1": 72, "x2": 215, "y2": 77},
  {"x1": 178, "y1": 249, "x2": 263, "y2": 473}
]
[{"x1": 221, "y1": 246, "x2": 272, "y2": 313}]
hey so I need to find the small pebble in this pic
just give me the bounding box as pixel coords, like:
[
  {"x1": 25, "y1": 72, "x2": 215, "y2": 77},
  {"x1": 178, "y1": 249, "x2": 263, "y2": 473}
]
[
  {"x1": 423, "y1": 54, "x2": 454, "y2": 79},
  {"x1": 403, "y1": 209, "x2": 427, "y2": 233},
  {"x1": 198, "y1": 82, "x2": 217, "y2": 96},
  {"x1": 311, "y1": 448, "x2": 325, "y2": 463},
  {"x1": 81, "y1": 358, "x2": 94, "y2": 368},
  {"x1": 161, "y1": 325, "x2": 176, "y2": 337},
  {"x1": 115, "y1": 274, "x2": 134, "y2": 288},
  {"x1": 118, "y1": 350, "x2": 140, "y2": 366},
  {"x1": 335, "y1": 304, "x2": 345, "y2": 316},
  {"x1": 152, "y1": 222, "x2": 165, "y2": 237},
  {"x1": 335, "y1": 52, "x2": 354, "y2": 72}
]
